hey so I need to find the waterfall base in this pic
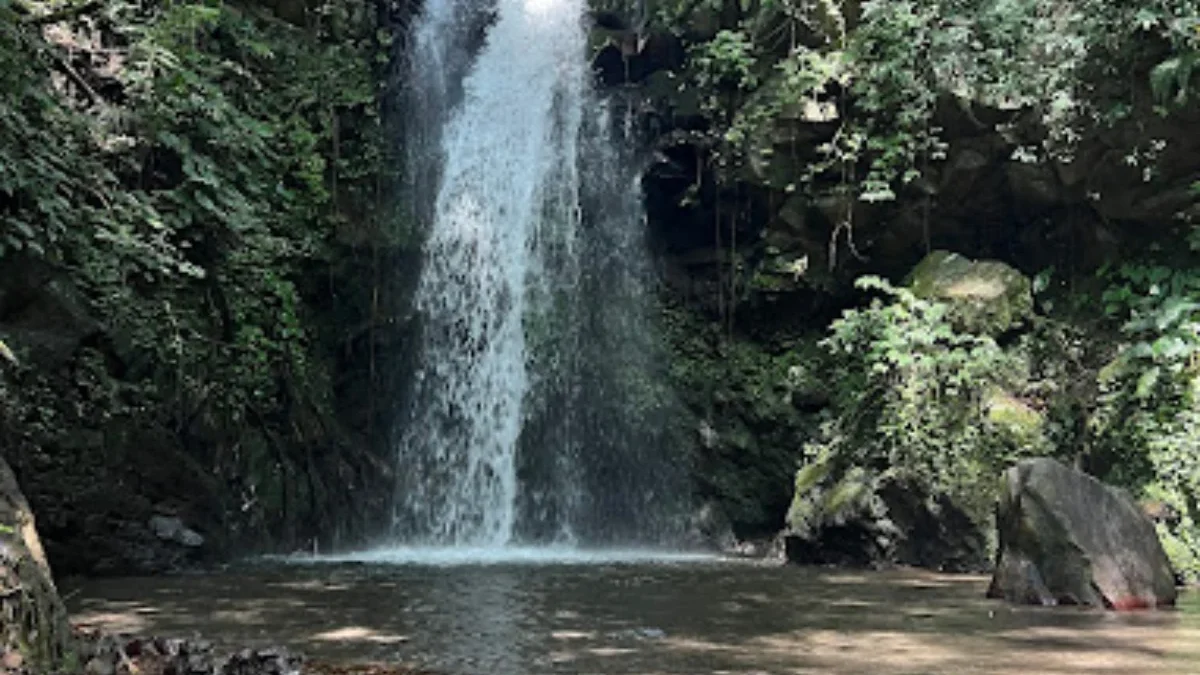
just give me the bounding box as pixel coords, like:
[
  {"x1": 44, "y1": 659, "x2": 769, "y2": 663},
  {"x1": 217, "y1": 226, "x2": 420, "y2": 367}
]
[{"x1": 273, "y1": 545, "x2": 717, "y2": 567}]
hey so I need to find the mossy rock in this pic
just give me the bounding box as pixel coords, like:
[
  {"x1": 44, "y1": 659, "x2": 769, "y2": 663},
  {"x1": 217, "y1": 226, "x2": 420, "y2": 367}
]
[
  {"x1": 984, "y1": 389, "x2": 1048, "y2": 450},
  {"x1": 784, "y1": 458, "x2": 988, "y2": 570},
  {"x1": 908, "y1": 250, "x2": 1034, "y2": 336},
  {"x1": 786, "y1": 454, "x2": 874, "y2": 538}
]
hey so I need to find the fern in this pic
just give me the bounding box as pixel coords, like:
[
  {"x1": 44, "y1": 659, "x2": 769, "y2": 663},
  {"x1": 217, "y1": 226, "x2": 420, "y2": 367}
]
[{"x1": 1150, "y1": 50, "x2": 1199, "y2": 105}]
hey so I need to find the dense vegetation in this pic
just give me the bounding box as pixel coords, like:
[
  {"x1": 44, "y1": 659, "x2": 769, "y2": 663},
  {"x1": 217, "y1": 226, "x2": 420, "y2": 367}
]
[
  {"x1": 0, "y1": 0, "x2": 1198, "y2": 597},
  {"x1": 639, "y1": 0, "x2": 1200, "y2": 574},
  {"x1": 0, "y1": 0, "x2": 411, "y2": 573}
]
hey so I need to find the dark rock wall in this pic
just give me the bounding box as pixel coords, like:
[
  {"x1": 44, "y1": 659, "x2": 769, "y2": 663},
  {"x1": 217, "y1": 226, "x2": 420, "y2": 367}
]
[{"x1": 589, "y1": 12, "x2": 1200, "y2": 548}]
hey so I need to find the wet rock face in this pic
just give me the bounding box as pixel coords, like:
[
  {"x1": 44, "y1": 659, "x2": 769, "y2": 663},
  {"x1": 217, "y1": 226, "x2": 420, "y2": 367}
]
[
  {"x1": 684, "y1": 501, "x2": 738, "y2": 551},
  {"x1": 988, "y1": 457, "x2": 1177, "y2": 610}
]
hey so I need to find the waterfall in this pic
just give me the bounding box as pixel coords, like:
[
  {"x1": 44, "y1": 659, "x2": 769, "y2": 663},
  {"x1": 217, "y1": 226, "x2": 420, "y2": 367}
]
[{"x1": 395, "y1": 0, "x2": 688, "y2": 549}]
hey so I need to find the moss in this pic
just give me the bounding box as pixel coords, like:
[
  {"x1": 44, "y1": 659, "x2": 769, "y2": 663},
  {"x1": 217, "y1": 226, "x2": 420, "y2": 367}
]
[
  {"x1": 984, "y1": 390, "x2": 1047, "y2": 449},
  {"x1": 908, "y1": 250, "x2": 1034, "y2": 336},
  {"x1": 786, "y1": 452, "x2": 875, "y2": 536},
  {"x1": 794, "y1": 453, "x2": 833, "y2": 496},
  {"x1": 662, "y1": 301, "x2": 828, "y2": 534},
  {"x1": 822, "y1": 466, "x2": 872, "y2": 522}
]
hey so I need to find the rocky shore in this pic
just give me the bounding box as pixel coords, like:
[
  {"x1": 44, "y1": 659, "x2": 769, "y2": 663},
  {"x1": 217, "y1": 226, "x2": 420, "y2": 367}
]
[{"x1": 1, "y1": 631, "x2": 437, "y2": 675}]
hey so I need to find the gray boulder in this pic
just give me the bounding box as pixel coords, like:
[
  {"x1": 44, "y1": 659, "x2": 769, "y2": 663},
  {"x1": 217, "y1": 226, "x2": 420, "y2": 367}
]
[
  {"x1": 987, "y1": 457, "x2": 1177, "y2": 610},
  {"x1": 148, "y1": 514, "x2": 205, "y2": 548}
]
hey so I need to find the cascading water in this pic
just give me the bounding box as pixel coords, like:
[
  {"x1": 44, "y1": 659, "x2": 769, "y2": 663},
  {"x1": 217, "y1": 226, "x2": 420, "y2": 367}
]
[{"x1": 394, "y1": 0, "x2": 689, "y2": 550}]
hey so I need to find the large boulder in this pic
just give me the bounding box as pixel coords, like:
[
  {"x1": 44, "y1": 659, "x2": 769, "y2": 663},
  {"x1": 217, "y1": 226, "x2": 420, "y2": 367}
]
[
  {"x1": 1, "y1": 456, "x2": 73, "y2": 671},
  {"x1": 908, "y1": 250, "x2": 1033, "y2": 336},
  {"x1": 987, "y1": 457, "x2": 1177, "y2": 610},
  {"x1": 784, "y1": 453, "x2": 987, "y2": 571}
]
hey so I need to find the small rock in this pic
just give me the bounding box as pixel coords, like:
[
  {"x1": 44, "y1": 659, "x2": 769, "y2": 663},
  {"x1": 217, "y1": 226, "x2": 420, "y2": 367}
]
[
  {"x1": 148, "y1": 515, "x2": 205, "y2": 548},
  {"x1": 85, "y1": 657, "x2": 116, "y2": 675},
  {"x1": 160, "y1": 637, "x2": 186, "y2": 657},
  {"x1": 609, "y1": 627, "x2": 667, "y2": 641}
]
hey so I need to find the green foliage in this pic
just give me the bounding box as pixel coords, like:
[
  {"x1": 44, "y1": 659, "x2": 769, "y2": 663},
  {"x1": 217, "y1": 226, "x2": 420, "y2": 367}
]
[
  {"x1": 811, "y1": 276, "x2": 1035, "y2": 523},
  {"x1": 843, "y1": 1, "x2": 946, "y2": 201},
  {"x1": 663, "y1": 301, "x2": 815, "y2": 423},
  {"x1": 0, "y1": 15, "x2": 161, "y2": 264},
  {"x1": 661, "y1": 301, "x2": 825, "y2": 531},
  {"x1": 69, "y1": 2, "x2": 380, "y2": 432},
  {"x1": 1091, "y1": 263, "x2": 1200, "y2": 578},
  {"x1": 1140, "y1": 6, "x2": 1200, "y2": 105},
  {"x1": 1150, "y1": 49, "x2": 1199, "y2": 105},
  {"x1": 0, "y1": 0, "x2": 396, "y2": 545},
  {"x1": 692, "y1": 29, "x2": 759, "y2": 97},
  {"x1": 672, "y1": 0, "x2": 1199, "y2": 205},
  {"x1": 845, "y1": 0, "x2": 1199, "y2": 195},
  {"x1": 687, "y1": 29, "x2": 760, "y2": 172}
]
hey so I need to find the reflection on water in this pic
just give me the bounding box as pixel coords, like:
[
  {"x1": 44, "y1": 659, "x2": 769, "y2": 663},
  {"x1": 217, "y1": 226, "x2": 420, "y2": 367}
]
[{"x1": 64, "y1": 558, "x2": 1200, "y2": 675}]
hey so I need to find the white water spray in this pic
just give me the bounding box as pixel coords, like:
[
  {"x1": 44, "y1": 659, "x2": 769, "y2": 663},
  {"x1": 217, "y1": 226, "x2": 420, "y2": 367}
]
[{"x1": 396, "y1": 0, "x2": 589, "y2": 546}]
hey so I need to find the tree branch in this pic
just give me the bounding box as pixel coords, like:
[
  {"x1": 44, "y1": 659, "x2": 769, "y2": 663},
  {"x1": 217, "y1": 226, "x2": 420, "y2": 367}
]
[{"x1": 51, "y1": 51, "x2": 101, "y2": 105}]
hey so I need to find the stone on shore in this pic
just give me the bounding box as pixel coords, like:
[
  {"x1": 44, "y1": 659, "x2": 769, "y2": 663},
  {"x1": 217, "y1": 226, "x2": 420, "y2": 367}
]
[{"x1": 987, "y1": 457, "x2": 1177, "y2": 610}]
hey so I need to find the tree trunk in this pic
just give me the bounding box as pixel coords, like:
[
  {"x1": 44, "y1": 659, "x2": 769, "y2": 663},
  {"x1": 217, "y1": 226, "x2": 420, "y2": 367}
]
[{"x1": 1, "y1": 456, "x2": 74, "y2": 671}]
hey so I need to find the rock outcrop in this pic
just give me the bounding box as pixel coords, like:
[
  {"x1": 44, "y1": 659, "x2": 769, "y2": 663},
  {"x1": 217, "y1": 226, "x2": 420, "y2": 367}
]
[
  {"x1": 908, "y1": 250, "x2": 1034, "y2": 337},
  {"x1": 987, "y1": 457, "x2": 1177, "y2": 610},
  {"x1": 784, "y1": 453, "x2": 987, "y2": 571},
  {"x1": 0, "y1": 456, "x2": 73, "y2": 672}
]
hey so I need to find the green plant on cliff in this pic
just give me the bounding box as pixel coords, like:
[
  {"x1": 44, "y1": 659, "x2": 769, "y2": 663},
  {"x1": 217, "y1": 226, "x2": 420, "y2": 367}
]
[
  {"x1": 676, "y1": 0, "x2": 1198, "y2": 203},
  {"x1": 0, "y1": 0, "x2": 399, "y2": 559},
  {"x1": 661, "y1": 300, "x2": 825, "y2": 532},
  {"x1": 853, "y1": 0, "x2": 1199, "y2": 194},
  {"x1": 1091, "y1": 263, "x2": 1200, "y2": 579},
  {"x1": 810, "y1": 275, "x2": 1030, "y2": 523},
  {"x1": 86, "y1": 0, "x2": 380, "y2": 429},
  {"x1": 689, "y1": 28, "x2": 760, "y2": 170},
  {"x1": 841, "y1": 0, "x2": 946, "y2": 202}
]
